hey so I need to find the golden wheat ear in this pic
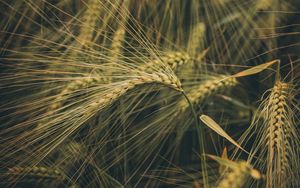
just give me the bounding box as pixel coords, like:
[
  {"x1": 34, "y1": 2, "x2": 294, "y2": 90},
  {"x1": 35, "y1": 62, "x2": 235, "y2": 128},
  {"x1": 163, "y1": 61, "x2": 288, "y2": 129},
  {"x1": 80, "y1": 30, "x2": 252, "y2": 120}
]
[
  {"x1": 5, "y1": 166, "x2": 68, "y2": 187},
  {"x1": 263, "y1": 81, "x2": 299, "y2": 188},
  {"x1": 140, "y1": 51, "x2": 191, "y2": 72},
  {"x1": 177, "y1": 75, "x2": 238, "y2": 113},
  {"x1": 234, "y1": 80, "x2": 300, "y2": 188}
]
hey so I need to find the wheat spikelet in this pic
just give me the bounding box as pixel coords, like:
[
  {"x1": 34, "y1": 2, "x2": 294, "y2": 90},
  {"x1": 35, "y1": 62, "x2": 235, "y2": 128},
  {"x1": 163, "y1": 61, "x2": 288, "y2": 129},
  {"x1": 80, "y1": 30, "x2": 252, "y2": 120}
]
[
  {"x1": 140, "y1": 52, "x2": 191, "y2": 72},
  {"x1": 177, "y1": 75, "x2": 238, "y2": 112}
]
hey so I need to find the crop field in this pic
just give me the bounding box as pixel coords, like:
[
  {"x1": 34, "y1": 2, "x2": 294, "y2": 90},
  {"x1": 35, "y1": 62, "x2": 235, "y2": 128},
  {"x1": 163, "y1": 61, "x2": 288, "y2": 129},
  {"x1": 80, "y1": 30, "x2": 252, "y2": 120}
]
[{"x1": 0, "y1": 0, "x2": 299, "y2": 187}]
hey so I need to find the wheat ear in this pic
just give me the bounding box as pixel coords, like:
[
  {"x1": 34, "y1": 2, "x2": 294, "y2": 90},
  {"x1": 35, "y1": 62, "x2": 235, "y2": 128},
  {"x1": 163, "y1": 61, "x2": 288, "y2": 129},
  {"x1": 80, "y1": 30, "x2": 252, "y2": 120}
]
[
  {"x1": 262, "y1": 81, "x2": 298, "y2": 187},
  {"x1": 110, "y1": 0, "x2": 129, "y2": 62},
  {"x1": 236, "y1": 81, "x2": 299, "y2": 187},
  {"x1": 217, "y1": 161, "x2": 256, "y2": 188},
  {"x1": 110, "y1": 28, "x2": 126, "y2": 62},
  {"x1": 87, "y1": 73, "x2": 182, "y2": 111},
  {"x1": 48, "y1": 76, "x2": 107, "y2": 112},
  {"x1": 178, "y1": 75, "x2": 238, "y2": 112},
  {"x1": 8, "y1": 166, "x2": 65, "y2": 182},
  {"x1": 188, "y1": 22, "x2": 206, "y2": 57},
  {"x1": 78, "y1": 0, "x2": 101, "y2": 46},
  {"x1": 140, "y1": 52, "x2": 191, "y2": 72}
]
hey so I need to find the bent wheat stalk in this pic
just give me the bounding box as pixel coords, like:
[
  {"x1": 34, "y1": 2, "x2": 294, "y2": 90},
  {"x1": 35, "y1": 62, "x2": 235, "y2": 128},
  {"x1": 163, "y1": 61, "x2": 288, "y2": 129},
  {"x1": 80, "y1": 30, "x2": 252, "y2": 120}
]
[{"x1": 7, "y1": 71, "x2": 183, "y2": 167}]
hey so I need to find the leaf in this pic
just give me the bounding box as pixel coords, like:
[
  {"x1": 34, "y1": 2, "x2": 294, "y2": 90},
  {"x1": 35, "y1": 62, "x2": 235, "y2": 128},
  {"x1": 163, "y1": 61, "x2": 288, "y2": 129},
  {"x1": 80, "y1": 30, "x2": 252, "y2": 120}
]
[
  {"x1": 232, "y1": 59, "x2": 279, "y2": 78},
  {"x1": 199, "y1": 115, "x2": 247, "y2": 153}
]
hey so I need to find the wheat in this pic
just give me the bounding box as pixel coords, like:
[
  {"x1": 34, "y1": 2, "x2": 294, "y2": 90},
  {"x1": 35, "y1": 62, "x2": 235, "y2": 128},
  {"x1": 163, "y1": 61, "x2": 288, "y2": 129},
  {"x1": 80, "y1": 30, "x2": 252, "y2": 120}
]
[
  {"x1": 140, "y1": 52, "x2": 191, "y2": 72},
  {"x1": 87, "y1": 72, "x2": 182, "y2": 112},
  {"x1": 235, "y1": 80, "x2": 299, "y2": 188},
  {"x1": 188, "y1": 22, "x2": 206, "y2": 58},
  {"x1": 48, "y1": 75, "x2": 107, "y2": 113},
  {"x1": 261, "y1": 81, "x2": 298, "y2": 187},
  {"x1": 178, "y1": 75, "x2": 238, "y2": 112},
  {"x1": 110, "y1": 28, "x2": 126, "y2": 62},
  {"x1": 216, "y1": 161, "x2": 256, "y2": 188},
  {"x1": 110, "y1": 0, "x2": 129, "y2": 64},
  {"x1": 1, "y1": 0, "x2": 300, "y2": 187},
  {"x1": 8, "y1": 166, "x2": 65, "y2": 182},
  {"x1": 78, "y1": 0, "x2": 101, "y2": 46}
]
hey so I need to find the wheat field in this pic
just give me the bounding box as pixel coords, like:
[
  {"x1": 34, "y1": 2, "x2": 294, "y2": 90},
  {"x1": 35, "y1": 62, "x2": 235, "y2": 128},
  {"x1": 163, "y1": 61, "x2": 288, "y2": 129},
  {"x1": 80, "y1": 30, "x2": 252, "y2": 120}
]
[{"x1": 0, "y1": 0, "x2": 299, "y2": 187}]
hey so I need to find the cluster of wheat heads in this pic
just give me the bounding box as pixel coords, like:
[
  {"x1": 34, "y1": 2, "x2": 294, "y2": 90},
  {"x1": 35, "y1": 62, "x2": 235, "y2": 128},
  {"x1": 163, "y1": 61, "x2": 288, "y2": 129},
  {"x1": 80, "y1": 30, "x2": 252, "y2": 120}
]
[{"x1": 0, "y1": 0, "x2": 300, "y2": 187}]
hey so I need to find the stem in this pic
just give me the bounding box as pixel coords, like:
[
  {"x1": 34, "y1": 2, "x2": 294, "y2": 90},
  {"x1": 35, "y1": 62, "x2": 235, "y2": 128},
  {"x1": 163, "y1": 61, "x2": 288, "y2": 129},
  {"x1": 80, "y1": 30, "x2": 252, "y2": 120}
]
[{"x1": 182, "y1": 91, "x2": 209, "y2": 188}]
